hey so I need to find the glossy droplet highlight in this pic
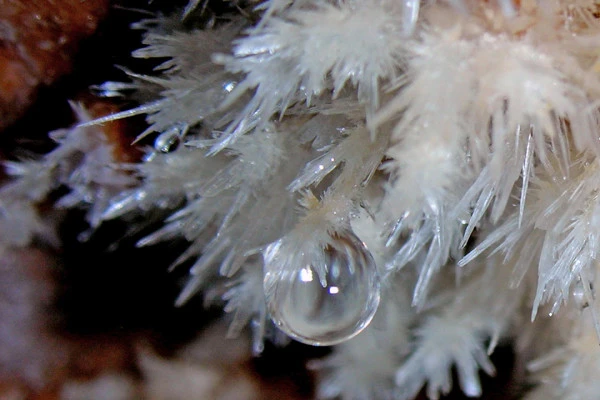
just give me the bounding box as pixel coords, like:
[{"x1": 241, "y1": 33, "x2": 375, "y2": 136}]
[
  {"x1": 154, "y1": 127, "x2": 181, "y2": 153},
  {"x1": 572, "y1": 279, "x2": 594, "y2": 310},
  {"x1": 263, "y1": 233, "x2": 380, "y2": 346}
]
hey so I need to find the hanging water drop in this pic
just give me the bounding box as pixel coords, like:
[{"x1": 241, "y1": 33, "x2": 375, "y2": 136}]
[
  {"x1": 263, "y1": 232, "x2": 380, "y2": 346},
  {"x1": 572, "y1": 279, "x2": 594, "y2": 310},
  {"x1": 154, "y1": 127, "x2": 182, "y2": 153}
]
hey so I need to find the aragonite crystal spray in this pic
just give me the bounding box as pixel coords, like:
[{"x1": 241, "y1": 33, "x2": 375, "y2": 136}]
[{"x1": 263, "y1": 230, "x2": 381, "y2": 346}]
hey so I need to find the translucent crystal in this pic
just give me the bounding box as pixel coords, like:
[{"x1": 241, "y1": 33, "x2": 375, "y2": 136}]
[
  {"x1": 402, "y1": 0, "x2": 420, "y2": 36},
  {"x1": 263, "y1": 233, "x2": 381, "y2": 346}
]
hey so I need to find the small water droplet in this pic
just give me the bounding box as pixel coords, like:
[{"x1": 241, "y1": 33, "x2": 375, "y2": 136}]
[
  {"x1": 223, "y1": 80, "x2": 237, "y2": 93},
  {"x1": 263, "y1": 232, "x2": 380, "y2": 346},
  {"x1": 573, "y1": 280, "x2": 593, "y2": 310},
  {"x1": 154, "y1": 128, "x2": 181, "y2": 153}
]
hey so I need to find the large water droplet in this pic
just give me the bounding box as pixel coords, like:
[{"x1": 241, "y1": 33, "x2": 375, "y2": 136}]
[{"x1": 263, "y1": 232, "x2": 380, "y2": 346}]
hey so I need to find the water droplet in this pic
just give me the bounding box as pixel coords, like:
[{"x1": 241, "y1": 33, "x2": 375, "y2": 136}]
[
  {"x1": 223, "y1": 80, "x2": 237, "y2": 93},
  {"x1": 263, "y1": 232, "x2": 380, "y2": 346},
  {"x1": 154, "y1": 128, "x2": 181, "y2": 153},
  {"x1": 573, "y1": 280, "x2": 593, "y2": 310}
]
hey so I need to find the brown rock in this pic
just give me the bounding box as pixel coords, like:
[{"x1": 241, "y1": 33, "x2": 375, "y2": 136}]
[
  {"x1": 0, "y1": 248, "x2": 67, "y2": 391},
  {"x1": 0, "y1": 0, "x2": 110, "y2": 130},
  {"x1": 82, "y1": 98, "x2": 141, "y2": 163}
]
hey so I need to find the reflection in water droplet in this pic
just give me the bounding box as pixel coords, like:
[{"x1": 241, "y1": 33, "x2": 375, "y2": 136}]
[{"x1": 263, "y1": 232, "x2": 380, "y2": 346}]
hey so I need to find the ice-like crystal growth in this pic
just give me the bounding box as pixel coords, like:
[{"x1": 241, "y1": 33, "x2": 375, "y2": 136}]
[
  {"x1": 23, "y1": 1, "x2": 600, "y2": 399},
  {"x1": 263, "y1": 232, "x2": 381, "y2": 346}
]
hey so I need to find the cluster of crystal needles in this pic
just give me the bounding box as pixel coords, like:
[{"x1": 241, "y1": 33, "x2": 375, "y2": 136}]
[{"x1": 9, "y1": 0, "x2": 600, "y2": 399}]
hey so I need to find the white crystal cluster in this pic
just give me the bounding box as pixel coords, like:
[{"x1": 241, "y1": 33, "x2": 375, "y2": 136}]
[
  {"x1": 0, "y1": 104, "x2": 134, "y2": 248},
  {"x1": 7, "y1": 0, "x2": 600, "y2": 399},
  {"x1": 0, "y1": 104, "x2": 134, "y2": 389}
]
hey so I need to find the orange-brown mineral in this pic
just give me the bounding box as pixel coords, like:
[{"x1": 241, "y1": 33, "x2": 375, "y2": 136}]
[{"x1": 0, "y1": 0, "x2": 110, "y2": 130}]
